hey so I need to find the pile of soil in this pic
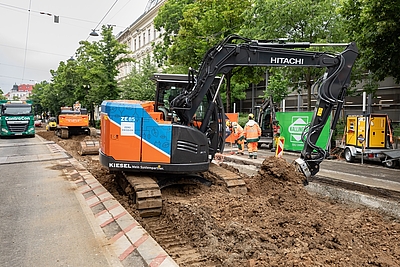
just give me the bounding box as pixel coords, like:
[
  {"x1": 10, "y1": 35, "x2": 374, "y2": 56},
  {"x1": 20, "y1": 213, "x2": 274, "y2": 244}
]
[{"x1": 37, "y1": 129, "x2": 400, "y2": 267}]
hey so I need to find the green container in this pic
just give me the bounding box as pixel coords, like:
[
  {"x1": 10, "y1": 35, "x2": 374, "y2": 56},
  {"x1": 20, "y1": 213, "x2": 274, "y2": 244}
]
[{"x1": 275, "y1": 112, "x2": 331, "y2": 151}]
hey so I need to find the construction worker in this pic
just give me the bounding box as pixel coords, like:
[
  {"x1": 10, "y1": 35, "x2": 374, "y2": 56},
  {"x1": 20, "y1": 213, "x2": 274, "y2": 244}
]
[
  {"x1": 231, "y1": 121, "x2": 244, "y2": 155},
  {"x1": 243, "y1": 113, "x2": 261, "y2": 159}
]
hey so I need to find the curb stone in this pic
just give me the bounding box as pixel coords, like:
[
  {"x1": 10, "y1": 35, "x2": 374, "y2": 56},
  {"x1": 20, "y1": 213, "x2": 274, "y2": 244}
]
[{"x1": 44, "y1": 138, "x2": 178, "y2": 267}]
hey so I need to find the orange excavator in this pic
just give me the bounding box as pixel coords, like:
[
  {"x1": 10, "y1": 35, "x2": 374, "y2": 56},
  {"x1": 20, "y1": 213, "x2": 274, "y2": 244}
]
[
  {"x1": 99, "y1": 35, "x2": 358, "y2": 216},
  {"x1": 55, "y1": 102, "x2": 99, "y2": 155}
]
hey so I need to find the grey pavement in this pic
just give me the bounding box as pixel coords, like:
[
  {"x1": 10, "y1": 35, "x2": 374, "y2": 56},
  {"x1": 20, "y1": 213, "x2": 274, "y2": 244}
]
[{"x1": 0, "y1": 135, "x2": 177, "y2": 267}]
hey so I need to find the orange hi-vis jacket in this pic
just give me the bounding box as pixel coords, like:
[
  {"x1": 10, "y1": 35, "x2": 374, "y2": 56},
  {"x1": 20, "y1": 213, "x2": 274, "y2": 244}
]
[
  {"x1": 233, "y1": 124, "x2": 244, "y2": 140},
  {"x1": 243, "y1": 120, "x2": 261, "y2": 143}
]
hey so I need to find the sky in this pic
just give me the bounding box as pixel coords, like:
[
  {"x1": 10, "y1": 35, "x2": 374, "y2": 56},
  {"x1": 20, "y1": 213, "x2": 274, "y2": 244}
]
[{"x1": 0, "y1": 0, "x2": 149, "y2": 93}]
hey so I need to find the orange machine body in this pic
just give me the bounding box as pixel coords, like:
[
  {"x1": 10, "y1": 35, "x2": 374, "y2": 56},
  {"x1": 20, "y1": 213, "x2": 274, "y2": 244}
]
[
  {"x1": 58, "y1": 112, "x2": 89, "y2": 127},
  {"x1": 100, "y1": 100, "x2": 210, "y2": 174}
]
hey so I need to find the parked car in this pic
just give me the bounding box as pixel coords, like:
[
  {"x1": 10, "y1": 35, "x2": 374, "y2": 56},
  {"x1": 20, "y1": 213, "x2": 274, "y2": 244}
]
[{"x1": 34, "y1": 120, "x2": 42, "y2": 127}]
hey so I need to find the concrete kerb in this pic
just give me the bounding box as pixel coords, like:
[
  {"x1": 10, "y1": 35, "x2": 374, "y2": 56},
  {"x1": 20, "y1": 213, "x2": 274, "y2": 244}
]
[
  {"x1": 43, "y1": 138, "x2": 179, "y2": 267},
  {"x1": 307, "y1": 182, "x2": 400, "y2": 219},
  {"x1": 68, "y1": 156, "x2": 178, "y2": 266}
]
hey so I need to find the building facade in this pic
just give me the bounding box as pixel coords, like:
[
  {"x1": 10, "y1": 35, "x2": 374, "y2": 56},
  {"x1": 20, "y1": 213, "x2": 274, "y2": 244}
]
[
  {"x1": 4, "y1": 83, "x2": 33, "y2": 100},
  {"x1": 240, "y1": 76, "x2": 400, "y2": 124},
  {"x1": 115, "y1": 0, "x2": 165, "y2": 81}
]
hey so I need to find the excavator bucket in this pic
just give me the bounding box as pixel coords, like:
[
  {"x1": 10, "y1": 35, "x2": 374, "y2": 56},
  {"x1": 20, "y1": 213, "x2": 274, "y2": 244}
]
[{"x1": 78, "y1": 135, "x2": 100, "y2": 156}]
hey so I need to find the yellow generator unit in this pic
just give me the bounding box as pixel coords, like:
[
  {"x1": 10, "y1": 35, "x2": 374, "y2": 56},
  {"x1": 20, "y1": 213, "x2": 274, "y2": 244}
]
[
  {"x1": 344, "y1": 113, "x2": 394, "y2": 165},
  {"x1": 345, "y1": 114, "x2": 387, "y2": 149}
]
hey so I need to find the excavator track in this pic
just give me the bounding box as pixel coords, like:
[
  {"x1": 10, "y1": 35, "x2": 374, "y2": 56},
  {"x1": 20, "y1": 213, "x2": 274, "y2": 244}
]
[
  {"x1": 117, "y1": 173, "x2": 163, "y2": 217},
  {"x1": 208, "y1": 163, "x2": 247, "y2": 195},
  {"x1": 115, "y1": 164, "x2": 246, "y2": 218},
  {"x1": 142, "y1": 216, "x2": 208, "y2": 266}
]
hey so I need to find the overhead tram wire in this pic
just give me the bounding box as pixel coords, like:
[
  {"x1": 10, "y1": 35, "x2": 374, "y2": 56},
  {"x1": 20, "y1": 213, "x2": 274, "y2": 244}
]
[
  {"x1": 87, "y1": 0, "x2": 119, "y2": 40},
  {"x1": 21, "y1": 0, "x2": 32, "y2": 84}
]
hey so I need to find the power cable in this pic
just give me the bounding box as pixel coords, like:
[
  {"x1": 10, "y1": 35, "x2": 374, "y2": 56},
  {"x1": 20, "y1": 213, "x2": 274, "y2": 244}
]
[
  {"x1": 0, "y1": 2, "x2": 97, "y2": 24},
  {"x1": 21, "y1": 0, "x2": 32, "y2": 84},
  {"x1": 92, "y1": 0, "x2": 119, "y2": 31}
]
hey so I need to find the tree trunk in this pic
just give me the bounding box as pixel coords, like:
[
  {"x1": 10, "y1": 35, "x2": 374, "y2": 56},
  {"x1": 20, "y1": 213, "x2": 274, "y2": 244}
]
[
  {"x1": 90, "y1": 103, "x2": 95, "y2": 127},
  {"x1": 225, "y1": 71, "x2": 232, "y2": 113},
  {"x1": 306, "y1": 69, "x2": 312, "y2": 111}
]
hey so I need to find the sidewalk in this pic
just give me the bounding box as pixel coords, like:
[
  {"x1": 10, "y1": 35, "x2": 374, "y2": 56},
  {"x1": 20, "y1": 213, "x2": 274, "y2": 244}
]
[
  {"x1": 0, "y1": 135, "x2": 178, "y2": 267},
  {"x1": 42, "y1": 136, "x2": 179, "y2": 267}
]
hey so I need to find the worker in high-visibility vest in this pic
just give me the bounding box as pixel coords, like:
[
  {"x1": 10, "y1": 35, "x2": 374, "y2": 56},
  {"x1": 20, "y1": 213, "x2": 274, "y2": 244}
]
[
  {"x1": 243, "y1": 113, "x2": 261, "y2": 159},
  {"x1": 231, "y1": 121, "x2": 244, "y2": 155}
]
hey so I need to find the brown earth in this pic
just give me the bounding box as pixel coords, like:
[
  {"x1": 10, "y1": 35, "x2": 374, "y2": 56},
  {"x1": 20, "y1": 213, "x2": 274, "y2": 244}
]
[{"x1": 37, "y1": 129, "x2": 400, "y2": 267}]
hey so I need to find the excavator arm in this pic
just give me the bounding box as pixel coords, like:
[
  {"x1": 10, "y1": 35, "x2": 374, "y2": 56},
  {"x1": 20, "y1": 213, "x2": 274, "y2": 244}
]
[{"x1": 171, "y1": 34, "x2": 358, "y2": 176}]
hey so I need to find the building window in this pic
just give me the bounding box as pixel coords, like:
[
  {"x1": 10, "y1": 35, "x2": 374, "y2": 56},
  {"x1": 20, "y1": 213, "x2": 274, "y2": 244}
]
[
  {"x1": 134, "y1": 39, "x2": 137, "y2": 51},
  {"x1": 143, "y1": 32, "x2": 146, "y2": 44},
  {"x1": 148, "y1": 29, "x2": 151, "y2": 42},
  {"x1": 154, "y1": 29, "x2": 157, "y2": 40},
  {"x1": 138, "y1": 36, "x2": 141, "y2": 47}
]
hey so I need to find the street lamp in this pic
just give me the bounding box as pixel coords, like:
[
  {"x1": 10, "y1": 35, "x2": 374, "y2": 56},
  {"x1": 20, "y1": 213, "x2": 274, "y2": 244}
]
[{"x1": 90, "y1": 29, "x2": 99, "y2": 36}]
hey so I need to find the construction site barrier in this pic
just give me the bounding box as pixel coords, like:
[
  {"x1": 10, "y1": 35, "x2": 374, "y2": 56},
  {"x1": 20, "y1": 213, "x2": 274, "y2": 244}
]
[{"x1": 275, "y1": 137, "x2": 285, "y2": 158}]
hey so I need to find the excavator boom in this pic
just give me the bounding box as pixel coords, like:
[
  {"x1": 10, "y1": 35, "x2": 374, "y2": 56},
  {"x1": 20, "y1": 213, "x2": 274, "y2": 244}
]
[{"x1": 171, "y1": 34, "x2": 358, "y2": 177}]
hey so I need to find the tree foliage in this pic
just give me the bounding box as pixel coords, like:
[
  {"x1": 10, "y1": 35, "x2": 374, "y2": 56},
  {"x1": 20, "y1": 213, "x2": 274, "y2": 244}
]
[
  {"x1": 263, "y1": 70, "x2": 291, "y2": 104},
  {"x1": 153, "y1": 0, "x2": 195, "y2": 67},
  {"x1": 0, "y1": 89, "x2": 6, "y2": 100},
  {"x1": 341, "y1": 0, "x2": 400, "y2": 83},
  {"x1": 75, "y1": 25, "x2": 134, "y2": 107},
  {"x1": 120, "y1": 55, "x2": 158, "y2": 100},
  {"x1": 240, "y1": 0, "x2": 347, "y2": 110},
  {"x1": 154, "y1": 0, "x2": 253, "y2": 112},
  {"x1": 31, "y1": 25, "x2": 133, "y2": 123}
]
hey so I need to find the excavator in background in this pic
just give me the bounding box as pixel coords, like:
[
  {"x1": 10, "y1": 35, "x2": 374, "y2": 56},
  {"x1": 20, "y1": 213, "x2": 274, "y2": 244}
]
[
  {"x1": 254, "y1": 96, "x2": 278, "y2": 148},
  {"x1": 99, "y1": 34, "x2": 358, "y2": 216},
  {"x1": 46, "y1": 117, "x2": 57, "y2": 131},
  {"x1": 55, "y1": 102, "x2": 100, "y2": 155}
]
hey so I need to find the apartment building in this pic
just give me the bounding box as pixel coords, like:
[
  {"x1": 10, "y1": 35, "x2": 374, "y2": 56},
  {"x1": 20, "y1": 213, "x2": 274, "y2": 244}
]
[
  {"x1": 4, "y1": 83, "x2": 33, "y2": 100},
  {"x1": 115, "y1": 0, "x2": 165, "y2": 81}
]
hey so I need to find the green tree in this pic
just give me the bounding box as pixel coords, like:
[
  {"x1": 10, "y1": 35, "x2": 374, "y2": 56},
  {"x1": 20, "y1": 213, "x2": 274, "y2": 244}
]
[
  {"x1": 241, "y1": 0, "x2": 347, "y2": 110},
  {"x1": 76, "y1": 25, "x2": 133, "y2": 105},
  {"x1": 0, "y1": 89, "x2": 6, "y2": 100},
  {"x1": 50, "y1": 59, "x2": 80, "y2": 108},
  {"x1": 263, "y1": 70, "x2": 290, "y2": 104},
  {"x1": 120, "y1": 55, "x2": 158, "y2": 100},
  {"x1": 153, "y1": 0, "x2": 195, "y2": 67},
  {"x1": 341, "y1": 0, "x2": 400, "y2": 84},
  {"x1": 154, "y1": 0, "x2": 253, "y2": 112},
  {"x1": 31, "y1": 81, "x2": 59, "y2": 117}
]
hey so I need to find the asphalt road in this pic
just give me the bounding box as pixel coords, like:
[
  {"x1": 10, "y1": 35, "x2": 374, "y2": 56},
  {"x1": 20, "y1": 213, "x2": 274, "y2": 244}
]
[{"x1": 0, "y1": 136, "x2": 120, "y2": 267}]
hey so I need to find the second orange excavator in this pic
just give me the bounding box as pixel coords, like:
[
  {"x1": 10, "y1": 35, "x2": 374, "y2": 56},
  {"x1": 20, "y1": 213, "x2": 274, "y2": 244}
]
[{"x1": 55, "y1": 101, "x2": 99, "y2": 155}]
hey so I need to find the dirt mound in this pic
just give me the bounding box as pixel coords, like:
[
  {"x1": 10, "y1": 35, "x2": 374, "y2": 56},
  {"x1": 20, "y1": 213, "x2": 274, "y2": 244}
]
[
  {"x1": 38, "y1": 131, "x2": 400, "y2": 266},
  {"x1": 159, "y1": 160, "x2": 400, "y2": 266}
]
